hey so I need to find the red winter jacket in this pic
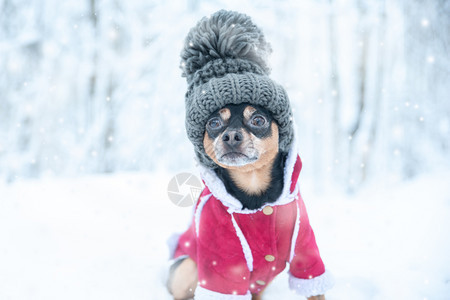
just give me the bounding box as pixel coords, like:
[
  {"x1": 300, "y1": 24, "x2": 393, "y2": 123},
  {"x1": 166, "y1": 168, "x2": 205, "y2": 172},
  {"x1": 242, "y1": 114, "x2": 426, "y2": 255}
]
[{"x1": 173, "y1": 148, "x2": 333, "y2": 299}]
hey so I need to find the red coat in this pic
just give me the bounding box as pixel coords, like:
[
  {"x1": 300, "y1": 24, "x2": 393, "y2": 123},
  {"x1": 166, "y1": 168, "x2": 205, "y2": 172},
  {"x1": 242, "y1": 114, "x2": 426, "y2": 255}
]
[{"x1": 173, "y1": 149, "x2": 333, "y2": 299}]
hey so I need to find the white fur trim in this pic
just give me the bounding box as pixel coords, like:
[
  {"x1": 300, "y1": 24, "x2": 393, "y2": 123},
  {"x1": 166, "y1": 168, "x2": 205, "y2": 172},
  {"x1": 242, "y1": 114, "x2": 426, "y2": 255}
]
[
  {"x1": 195, "y1": 194, "x2": 212, "y2": 237},
  {"x1": 198, "y1": 139, "x2": 299, "y2": 214},
  {"x1": 289, "y1": 198, "x2": 301, "y2": 262},
  {"x1": 166, "y1": 232, "x2": 182, "y2": 259},
  {"x1": 195, "y1": 286, "x2": 251, "y2": 300},
  {"x1": 288, "y1": 270, "x2": 334, "y2": 297},
  {"x1": 230, "y1": 214, "x2": 254, "y2": 271}
]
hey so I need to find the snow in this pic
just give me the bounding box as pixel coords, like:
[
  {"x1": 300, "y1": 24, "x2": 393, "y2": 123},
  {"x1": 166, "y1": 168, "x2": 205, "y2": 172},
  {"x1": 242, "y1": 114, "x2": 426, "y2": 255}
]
[{"x1": 1, "y1": 171, "x2": 449, "y2": 299}]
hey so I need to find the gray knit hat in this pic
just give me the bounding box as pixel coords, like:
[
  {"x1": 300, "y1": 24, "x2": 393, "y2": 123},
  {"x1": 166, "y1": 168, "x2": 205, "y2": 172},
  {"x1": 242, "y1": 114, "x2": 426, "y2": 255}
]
[{"x1": 181, "y1": 10, "x2": 294, "y2": 168}]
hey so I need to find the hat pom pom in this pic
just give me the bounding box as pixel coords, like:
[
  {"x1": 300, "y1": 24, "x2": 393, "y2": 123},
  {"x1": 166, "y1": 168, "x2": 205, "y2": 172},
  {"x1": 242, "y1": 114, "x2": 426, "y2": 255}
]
[{"x1": 181, "y1": 10, "x2": 272, "y2": 86}]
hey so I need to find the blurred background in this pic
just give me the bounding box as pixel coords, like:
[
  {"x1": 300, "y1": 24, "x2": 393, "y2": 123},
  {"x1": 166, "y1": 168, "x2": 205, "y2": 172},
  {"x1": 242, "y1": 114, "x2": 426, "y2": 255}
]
[
  {"x1": 1, "y1": 1, "x2": 450, "y2": 299},
  {"x1": 1, "y1": 0, "x2": 449, "y2": 190}
]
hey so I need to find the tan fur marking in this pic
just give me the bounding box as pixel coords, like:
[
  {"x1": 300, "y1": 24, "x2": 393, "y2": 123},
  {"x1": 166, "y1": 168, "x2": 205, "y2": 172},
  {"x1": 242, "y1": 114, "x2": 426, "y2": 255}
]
[
  {"x1": 168, "y1": 257, "x2": 198, "y2": 300},
  {"x1": 203, "y1": 131, "x2": 218, "y2": 163},
  {"x1": 219, "y1": 108, "x2": 231, "y2": 121},
  {"x1": 251, "y1": 292, "x2": 263, "y2": 300},
  {"x1": 243, "y1": 106, "x2": 257, "y2": 121},
  {"x1": 228, "y1": 123, "x2": 279, "y2": 195},
  {"x1": 307, "y1": 296, "x2": 326, "y2": 300},
  {"x1": 203, "y1": 122, "x2": 280, "y2": 196}
]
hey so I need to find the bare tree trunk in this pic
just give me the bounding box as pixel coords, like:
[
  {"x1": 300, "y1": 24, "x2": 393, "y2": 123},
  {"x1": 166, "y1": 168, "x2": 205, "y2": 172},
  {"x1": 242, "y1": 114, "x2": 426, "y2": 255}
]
[
  {"x1": 101, "y1": 0, "x2": 124, "y2": 173},
  {"x1": 361, "y1": 0, "x2": 386, "y2": 182},
  {"x1": 88, "y1": 0, "x2": 98, "y2": 129},
  {"x1": 0, "y1": 0, "x2": 12, "y2": 126},
  {"x1": 103, "y1": 76, "x2": 116, "y2": 173},
  {"x1": 348, "y1": 1, "x2": 369, "y2": 192},
  {"x1": 328, "y1": 0, "x2": 343, "y2": 183}
]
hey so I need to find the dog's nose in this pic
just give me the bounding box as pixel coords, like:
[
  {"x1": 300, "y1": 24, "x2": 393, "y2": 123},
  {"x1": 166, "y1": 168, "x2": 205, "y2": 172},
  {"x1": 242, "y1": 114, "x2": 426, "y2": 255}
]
[{"x1": 222, "y1": 130, "x2": 243, "y2": 147}]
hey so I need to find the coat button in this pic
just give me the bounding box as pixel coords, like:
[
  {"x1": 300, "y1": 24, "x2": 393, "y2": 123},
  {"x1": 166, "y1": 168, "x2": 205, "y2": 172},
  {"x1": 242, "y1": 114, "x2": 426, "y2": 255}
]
[
  {"x1": 262, "y1": 206, "x2": 273, "y2": 215},
  {"x1": 256, "y1": 280, "x2": 266, "y2": 286},
  {"x1": 265, "y1": 254, "x2": 275, "y2": 262}
]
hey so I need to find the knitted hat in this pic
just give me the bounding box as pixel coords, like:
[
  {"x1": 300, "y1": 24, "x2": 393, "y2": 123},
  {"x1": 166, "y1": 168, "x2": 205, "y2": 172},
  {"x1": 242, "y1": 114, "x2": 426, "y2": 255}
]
[{"x1": 181, "y1": 10, "x2": 294, "y2": 168}]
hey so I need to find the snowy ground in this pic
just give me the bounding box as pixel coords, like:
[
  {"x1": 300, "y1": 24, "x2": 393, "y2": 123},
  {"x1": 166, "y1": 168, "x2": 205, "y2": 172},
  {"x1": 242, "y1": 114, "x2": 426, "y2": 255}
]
[{"x1": 1, "y1": 171, "x2": 449, "y2": 300}]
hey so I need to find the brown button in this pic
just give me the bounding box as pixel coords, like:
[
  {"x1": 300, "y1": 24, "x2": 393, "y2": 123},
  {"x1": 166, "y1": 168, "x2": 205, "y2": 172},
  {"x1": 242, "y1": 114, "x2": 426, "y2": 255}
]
[
  {"x1": 262, "y1": 206, "x2": 273, "y2": 215},
  {"x1": 255, "y1": 280, "x2": 266, "y2": 286},
  {"x1": 265, "y1": 254, "x2": 275, "y2": 262}
]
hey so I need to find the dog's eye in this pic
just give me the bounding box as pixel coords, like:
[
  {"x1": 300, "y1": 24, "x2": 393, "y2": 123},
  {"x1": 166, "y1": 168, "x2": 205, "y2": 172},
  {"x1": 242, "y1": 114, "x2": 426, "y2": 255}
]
[
  {"x1": 251, "y1": 115, "x2": 266, "y2": 127},
  {"x1": 208, "y1": 117, "x2": 222, "y2": 129}
]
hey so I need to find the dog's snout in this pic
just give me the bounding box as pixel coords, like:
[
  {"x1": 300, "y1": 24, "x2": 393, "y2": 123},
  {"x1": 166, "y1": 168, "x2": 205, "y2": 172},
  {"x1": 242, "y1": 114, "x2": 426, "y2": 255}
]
[{"x1": 222, "y1": 130, "x2": 243, "y2": 147}]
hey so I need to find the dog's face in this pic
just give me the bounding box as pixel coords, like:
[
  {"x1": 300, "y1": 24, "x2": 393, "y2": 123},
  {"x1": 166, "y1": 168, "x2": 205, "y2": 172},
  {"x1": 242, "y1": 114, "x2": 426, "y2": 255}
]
[{"x1": 203, "y1": 103, "x2": 279, "y2": 171}]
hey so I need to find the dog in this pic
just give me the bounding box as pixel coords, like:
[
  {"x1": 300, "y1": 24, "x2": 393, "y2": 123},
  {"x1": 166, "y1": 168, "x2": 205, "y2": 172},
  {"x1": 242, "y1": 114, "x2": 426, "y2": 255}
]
[{"x1": 167, "y1": 9, "x2": 332, "y2": 300}]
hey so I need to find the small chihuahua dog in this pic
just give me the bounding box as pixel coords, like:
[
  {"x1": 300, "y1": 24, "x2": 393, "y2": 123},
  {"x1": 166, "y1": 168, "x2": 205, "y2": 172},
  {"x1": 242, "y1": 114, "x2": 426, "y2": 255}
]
[{"x1": 168, "y1": 9, "x2": 332, "y2": 300}]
